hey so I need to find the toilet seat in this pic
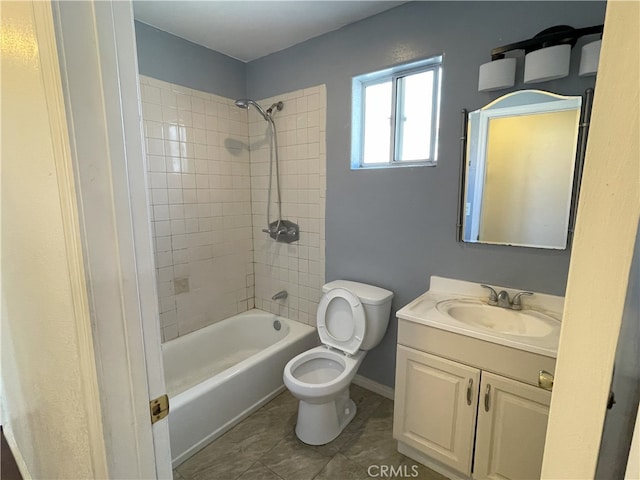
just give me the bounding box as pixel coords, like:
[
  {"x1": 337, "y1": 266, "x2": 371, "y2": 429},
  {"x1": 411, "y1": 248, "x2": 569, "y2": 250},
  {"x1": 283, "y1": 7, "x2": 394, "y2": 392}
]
[
  {"x1": 283, "y1": 346, "x2": 365, "y2": 401},
  {"x1": 316, "y1": 288, "x2": 365, "y2": 355}
]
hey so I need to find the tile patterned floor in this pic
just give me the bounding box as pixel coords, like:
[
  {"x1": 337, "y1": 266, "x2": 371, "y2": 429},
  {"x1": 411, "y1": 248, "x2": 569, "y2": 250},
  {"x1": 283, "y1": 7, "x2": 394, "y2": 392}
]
[{"x1": 174, "y1": 385, "x2": 449, "y2": 480}]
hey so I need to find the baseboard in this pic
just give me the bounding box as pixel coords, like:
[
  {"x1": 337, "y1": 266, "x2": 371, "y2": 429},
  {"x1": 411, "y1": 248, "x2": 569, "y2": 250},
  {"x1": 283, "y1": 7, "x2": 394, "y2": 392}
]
[{"x1": 353, "y1": 374, "x2": 394, "y2": 400}]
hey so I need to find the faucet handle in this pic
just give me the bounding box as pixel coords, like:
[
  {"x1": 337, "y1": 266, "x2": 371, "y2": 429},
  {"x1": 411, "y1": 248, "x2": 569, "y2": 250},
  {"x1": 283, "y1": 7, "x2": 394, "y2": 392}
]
[
  {"x1": 512, "y1": 291, "x2": 533, "y2": 310},
  {"x1": 480, "y1": 285, "x2": 499, "y2": 305}
]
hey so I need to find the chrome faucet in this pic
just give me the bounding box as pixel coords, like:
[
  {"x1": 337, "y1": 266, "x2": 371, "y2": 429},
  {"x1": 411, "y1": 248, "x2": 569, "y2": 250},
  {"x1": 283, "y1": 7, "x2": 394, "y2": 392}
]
[
  {"x1": 497, "y1": 290, "x2": 512, "y2": 309},
  {"x1": 272, "y1": 290, "x2": 288, "y2": 301},
  {"x1": 481, "y1": 285, "x2": 533, "y2": 310}
]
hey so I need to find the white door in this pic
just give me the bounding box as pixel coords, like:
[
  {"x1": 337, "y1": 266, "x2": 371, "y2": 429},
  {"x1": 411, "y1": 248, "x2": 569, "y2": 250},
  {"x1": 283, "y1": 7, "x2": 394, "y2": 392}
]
[
  {"x1": 394, "y1": 346, "x2": 480, "y2": 475},
  {"x1": 51, "y1": 0, "x2": 172, "y2": 477},
  {"x1": 474, "y1": 372, "x2": 551, "y2": 480}
]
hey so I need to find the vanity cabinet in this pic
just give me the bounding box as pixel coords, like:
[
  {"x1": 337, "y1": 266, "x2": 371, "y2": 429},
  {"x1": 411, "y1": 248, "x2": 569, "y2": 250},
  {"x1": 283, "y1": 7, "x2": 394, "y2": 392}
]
[
  {"x1": 393, "y1": 345, "x2": 480, "y2": 474},
  {"x1": 394, "y1": 319, "x2": 554, "y2": 480},
  {"x1": 474, "y1": 372, "x2": 551, "y2": 480}
]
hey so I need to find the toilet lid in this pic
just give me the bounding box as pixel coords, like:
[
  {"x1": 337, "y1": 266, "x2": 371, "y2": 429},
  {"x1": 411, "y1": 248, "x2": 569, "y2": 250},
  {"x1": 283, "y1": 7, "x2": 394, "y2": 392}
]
[{"x1": 317, "y1": 287, "x2": 365, "y2": 355}]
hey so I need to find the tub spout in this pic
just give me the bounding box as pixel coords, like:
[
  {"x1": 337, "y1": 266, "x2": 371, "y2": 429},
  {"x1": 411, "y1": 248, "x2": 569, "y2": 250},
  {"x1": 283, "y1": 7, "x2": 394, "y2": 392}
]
[{"x1": 272, "y1": 290, "x2": 288, "y2": 301}]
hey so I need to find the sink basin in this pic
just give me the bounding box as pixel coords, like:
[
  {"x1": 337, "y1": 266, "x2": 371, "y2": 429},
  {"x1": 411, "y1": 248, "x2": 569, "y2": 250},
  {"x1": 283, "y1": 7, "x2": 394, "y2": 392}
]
[
  {"x1": 436, "y1": 299, "x2": 559, "y2": 338},
  {"x1": 396, "y1": 277, "x2": 564, "y2": 358}
]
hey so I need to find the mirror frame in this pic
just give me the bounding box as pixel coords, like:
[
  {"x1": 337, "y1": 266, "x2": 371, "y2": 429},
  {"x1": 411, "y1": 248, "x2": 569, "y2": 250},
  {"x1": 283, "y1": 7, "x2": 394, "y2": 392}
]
[{"x1": 456, "y1": 88, "x2": 594, "y2": 248}]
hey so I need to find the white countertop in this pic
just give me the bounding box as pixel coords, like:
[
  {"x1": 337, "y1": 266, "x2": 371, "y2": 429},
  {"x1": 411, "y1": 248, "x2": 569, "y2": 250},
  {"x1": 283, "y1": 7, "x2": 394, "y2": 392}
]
[{"x1": 396, "y1": 276, "x2": 564, "y2": 358}]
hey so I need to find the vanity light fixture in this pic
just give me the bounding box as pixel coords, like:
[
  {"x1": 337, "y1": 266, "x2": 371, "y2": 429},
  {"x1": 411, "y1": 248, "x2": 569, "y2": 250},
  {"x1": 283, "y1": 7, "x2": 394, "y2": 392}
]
[
  {"x1": 478, "y1": 24, "x2": 604, "y2": 91},
  {"x1": 579, "y1": 39, "x2": 602, "y2": 76},
  {"x1": 478, "y1": 58, "x2": 516, "y2": 92}
]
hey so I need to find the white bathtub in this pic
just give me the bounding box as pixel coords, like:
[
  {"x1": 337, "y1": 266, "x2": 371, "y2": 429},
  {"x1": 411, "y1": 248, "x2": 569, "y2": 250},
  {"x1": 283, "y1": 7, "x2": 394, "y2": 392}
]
[{"x1": 163, "y1": 309, "x2": 318, "y2": 466}]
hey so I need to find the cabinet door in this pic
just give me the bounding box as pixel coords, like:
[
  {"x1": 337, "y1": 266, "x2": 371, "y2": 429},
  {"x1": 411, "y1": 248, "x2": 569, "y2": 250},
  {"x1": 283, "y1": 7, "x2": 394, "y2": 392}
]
[
  {"x1": 394, "y1": 345, "x2": 480, "y2": 475},
  {"x1": 474, "y1": 371, "x2": 552, "y2": 480}
]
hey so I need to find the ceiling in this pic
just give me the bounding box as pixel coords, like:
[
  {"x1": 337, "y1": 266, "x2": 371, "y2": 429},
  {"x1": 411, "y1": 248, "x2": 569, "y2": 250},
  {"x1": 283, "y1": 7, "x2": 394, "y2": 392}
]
[{"x1": 133, "y1": 1, "x2": 405, "y2": 62}]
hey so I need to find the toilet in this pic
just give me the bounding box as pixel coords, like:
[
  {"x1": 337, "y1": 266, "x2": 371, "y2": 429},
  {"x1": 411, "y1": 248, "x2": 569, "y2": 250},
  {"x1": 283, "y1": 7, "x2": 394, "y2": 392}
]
[{"x1": 283, "y1": 280, "x2": 393, "y2": 445}]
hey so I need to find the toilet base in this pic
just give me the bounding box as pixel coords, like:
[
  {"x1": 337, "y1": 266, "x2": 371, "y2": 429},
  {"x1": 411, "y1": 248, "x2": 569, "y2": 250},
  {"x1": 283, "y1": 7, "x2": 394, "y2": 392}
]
[{"x1": 294, "y1": 389, "x2": 357, "y2": 445}]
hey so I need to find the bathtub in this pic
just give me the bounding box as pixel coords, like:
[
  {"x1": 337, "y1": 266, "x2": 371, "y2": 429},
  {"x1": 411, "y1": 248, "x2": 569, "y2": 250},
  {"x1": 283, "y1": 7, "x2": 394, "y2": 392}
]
[{"x1": 163, "y1": 309, "x2": 318, "y2": 466}]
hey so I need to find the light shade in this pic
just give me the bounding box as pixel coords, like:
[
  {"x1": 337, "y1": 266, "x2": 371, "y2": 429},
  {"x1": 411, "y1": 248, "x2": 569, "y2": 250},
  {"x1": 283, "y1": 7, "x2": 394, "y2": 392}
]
[
  {"x1": 478, "y1": 58, "x2": 516, "y2": 92},
  {"x1": 524, "y1": 44, "x2": 571, "y2": 83},
  {"x1": 579, "y1": 39, "x2": 601, "y2": 76}
]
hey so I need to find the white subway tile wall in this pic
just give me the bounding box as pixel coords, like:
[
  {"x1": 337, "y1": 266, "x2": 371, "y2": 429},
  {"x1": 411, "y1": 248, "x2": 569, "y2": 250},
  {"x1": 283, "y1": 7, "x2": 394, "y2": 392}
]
[
  {"x1": 140, "y1": 75, "x2": 254, "y2": 341},
  {"x1": 140, "y1": 76, "x2": 326, "y2": 340},
  {"x1": 250, "y1": 86, "x2": 327, "y2": 325}
]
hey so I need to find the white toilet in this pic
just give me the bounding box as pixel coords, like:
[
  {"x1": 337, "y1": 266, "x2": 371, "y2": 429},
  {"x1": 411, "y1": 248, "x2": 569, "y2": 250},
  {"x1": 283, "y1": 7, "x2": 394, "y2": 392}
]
[{"x1": 283, "y1": 280, "x2": 393, "y2": 445}]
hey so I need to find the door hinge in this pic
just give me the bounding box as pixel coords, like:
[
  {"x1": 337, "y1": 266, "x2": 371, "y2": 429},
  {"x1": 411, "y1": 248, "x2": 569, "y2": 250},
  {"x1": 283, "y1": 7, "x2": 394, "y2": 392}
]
[{"x1": 150, "y1": 394, "x2": 169, "y2": 424}]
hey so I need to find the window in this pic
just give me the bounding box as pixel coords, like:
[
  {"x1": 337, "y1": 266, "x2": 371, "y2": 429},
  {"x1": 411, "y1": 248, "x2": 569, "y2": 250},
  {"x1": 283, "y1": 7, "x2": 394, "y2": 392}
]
[{"x1": 351, "y1": 55, "x2": 443, "y2": 169}]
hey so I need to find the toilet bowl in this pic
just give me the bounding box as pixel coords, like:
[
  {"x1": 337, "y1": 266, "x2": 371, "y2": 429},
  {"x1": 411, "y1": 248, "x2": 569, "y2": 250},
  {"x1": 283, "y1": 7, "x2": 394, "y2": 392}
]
[
  {"x1": 283, "y1": 280, "x2": 393, "y2": 445},
  {"x1": 284, "y1": 346, "x2": 365, "y2": 404},
  {"x1": 284, "y1": 346, "x2": 365, "y2": 445}
]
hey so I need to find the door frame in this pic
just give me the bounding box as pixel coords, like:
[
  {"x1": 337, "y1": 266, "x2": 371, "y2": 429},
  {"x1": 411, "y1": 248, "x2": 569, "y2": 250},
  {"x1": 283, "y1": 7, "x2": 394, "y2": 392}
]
[
  {"x1": 51, "y1": 0, "x2": 171, "y2": 477},
  {"x1": 49, "y1": 0, "x2": 637, "y2": 478},
  {"x1": 541, "y1": 1, "x2": 640, "y2": 477}
]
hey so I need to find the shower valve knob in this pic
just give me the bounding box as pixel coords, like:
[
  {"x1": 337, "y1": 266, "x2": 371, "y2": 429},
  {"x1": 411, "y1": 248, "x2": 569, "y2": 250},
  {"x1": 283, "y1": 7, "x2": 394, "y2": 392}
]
[{"x1": 264, "y1": 220, "x2": 300, "y2": 243}]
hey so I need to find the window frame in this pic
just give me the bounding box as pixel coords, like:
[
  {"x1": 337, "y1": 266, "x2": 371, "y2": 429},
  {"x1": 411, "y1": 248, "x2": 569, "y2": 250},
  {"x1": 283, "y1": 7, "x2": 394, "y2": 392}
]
[{"x1": 351, "y1": 55, "x2": 443, "y2": 170}]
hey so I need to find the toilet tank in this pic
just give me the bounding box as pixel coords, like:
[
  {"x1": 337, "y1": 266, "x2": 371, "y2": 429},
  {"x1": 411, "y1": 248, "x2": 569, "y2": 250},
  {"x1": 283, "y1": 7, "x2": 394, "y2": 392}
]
[{"x1": 322, "y1": 280, "x2": 393, "y2": 350}]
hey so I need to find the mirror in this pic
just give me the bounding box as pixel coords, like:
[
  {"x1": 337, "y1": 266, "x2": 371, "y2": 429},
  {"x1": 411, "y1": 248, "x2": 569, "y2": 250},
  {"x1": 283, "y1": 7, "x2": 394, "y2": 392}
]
[{"x1": 458, "y1": 90, "x2": 590, "y2": 249}]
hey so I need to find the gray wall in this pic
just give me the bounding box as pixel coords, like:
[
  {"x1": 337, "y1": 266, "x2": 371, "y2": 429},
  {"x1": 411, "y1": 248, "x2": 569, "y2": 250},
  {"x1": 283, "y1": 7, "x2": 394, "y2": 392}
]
[
  {"x1": 134, "y1": 21, "x2": 246, "y2": 99},
  {"x1": 246, "y1": 1, "x2": 607, "y2": 387},
  {"x1": 134, "y1": 2, "x2": 608, "y2": 388}
]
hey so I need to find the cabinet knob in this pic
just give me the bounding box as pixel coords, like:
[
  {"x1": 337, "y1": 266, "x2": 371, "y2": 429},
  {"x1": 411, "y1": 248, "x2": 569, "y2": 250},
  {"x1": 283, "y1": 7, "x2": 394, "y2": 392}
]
[{"x1": 538, "y1": 370, "x2": 554, "y2": 391}]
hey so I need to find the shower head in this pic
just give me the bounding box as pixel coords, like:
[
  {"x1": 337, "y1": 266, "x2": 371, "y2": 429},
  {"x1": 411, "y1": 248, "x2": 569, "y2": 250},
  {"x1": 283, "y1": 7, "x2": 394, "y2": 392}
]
[
  {"x1": 234, "y1": 98, "x2": 269, "y2": 121},
  {"x1": 266, "y1": 101, "x2": 284, "y2": 116},
  {"x1": 234, "y1": 98, "x2": 251, "y2": 109}
]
